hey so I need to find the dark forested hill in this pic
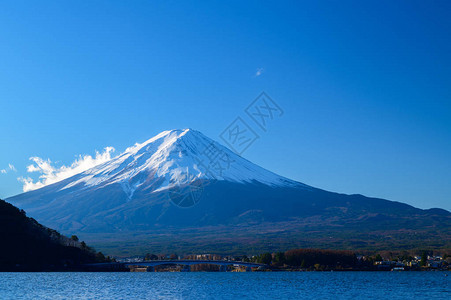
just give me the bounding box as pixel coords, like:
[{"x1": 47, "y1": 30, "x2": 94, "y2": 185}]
[{"x1": 0, "y1": 199, "x2": 108, "y2": 271}]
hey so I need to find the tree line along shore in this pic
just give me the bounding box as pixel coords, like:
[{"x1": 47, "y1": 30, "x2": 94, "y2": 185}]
[{"x1": 122, "y1": 249, "x2": 450, "y2": 272}]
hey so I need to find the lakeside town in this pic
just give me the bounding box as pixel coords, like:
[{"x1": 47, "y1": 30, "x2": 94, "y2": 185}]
[{"x1": 114, "y1": 250, "x2": 451, "y2": 272}]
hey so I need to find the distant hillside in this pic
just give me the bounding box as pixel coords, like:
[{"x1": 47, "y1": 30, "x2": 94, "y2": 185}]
[{"x1": 0, "y1": 199, "x2": 107, "y2": 271}]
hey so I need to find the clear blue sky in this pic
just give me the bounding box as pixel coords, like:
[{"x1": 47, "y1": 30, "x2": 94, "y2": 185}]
[{"x1": 0, "y1": 1, "x2": 450, "y2": 210}]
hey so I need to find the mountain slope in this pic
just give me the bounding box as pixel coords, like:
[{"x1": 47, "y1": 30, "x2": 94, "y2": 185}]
[
  {"x1": 6, "y1": 129, "x2": 451, "y2": 254},
  {"x1": 0, "y1": 199, "x2": 106, "y2": 271}
]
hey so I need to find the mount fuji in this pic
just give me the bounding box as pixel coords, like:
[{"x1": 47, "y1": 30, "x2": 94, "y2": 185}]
[{"x1": 7, "y1": 129, "x2": 451, "y2": 255}]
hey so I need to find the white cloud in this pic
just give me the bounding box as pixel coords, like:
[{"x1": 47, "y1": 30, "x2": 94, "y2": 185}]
[
  {"x1": 255, "y1": 67, "x2": 264, "y2": 77},
  {"x1": 8, "y1": 164, "x2": 17, "y2": 172},
  {"x1": 18, "y1": 176, "x2": 44, "y2": 191},
  {"x1": 18, "y1": 147, "x2": 115, "y2": 192},
  {"x1": 0, "y1": 169, "x2": 6, "y2": 174}
]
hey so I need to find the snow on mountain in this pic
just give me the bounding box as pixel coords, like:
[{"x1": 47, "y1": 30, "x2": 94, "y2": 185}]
[{"x1": 60, "y1": 129, "x2": 305, "y2": 197}]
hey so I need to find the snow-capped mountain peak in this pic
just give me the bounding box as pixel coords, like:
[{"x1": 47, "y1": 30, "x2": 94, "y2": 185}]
[
  {"x1": 8, "y1": 132, "x2": 448, "y2": 254},
  {"x1": 61, "y1": 129, "x2": 303, "y2": 195}
]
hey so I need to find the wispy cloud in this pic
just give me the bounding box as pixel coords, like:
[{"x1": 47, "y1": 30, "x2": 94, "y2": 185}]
[
  {"x1": 18, "y1": 147, "x2": 115, "y2": 192},
  {"x1": 255, "y1": 67, "x2": 264, "y2": 77},
  {"x1": 0, "y1": 163, "x2": 17, "y2": 174}
]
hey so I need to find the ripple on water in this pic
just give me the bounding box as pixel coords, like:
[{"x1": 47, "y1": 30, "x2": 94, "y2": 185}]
[{"x1": 0, "y1": 272, "x2": 449, "y2": 299}]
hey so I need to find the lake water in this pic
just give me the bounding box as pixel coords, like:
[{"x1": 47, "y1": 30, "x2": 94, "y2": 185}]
[{"x1": 0, "y1": 272, "x2": 449, "y2": 299}]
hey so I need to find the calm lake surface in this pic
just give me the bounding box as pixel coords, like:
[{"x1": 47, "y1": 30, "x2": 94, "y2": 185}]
[{"x1": 0, "y1": 272, "x2": 449, "y2": 299}]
